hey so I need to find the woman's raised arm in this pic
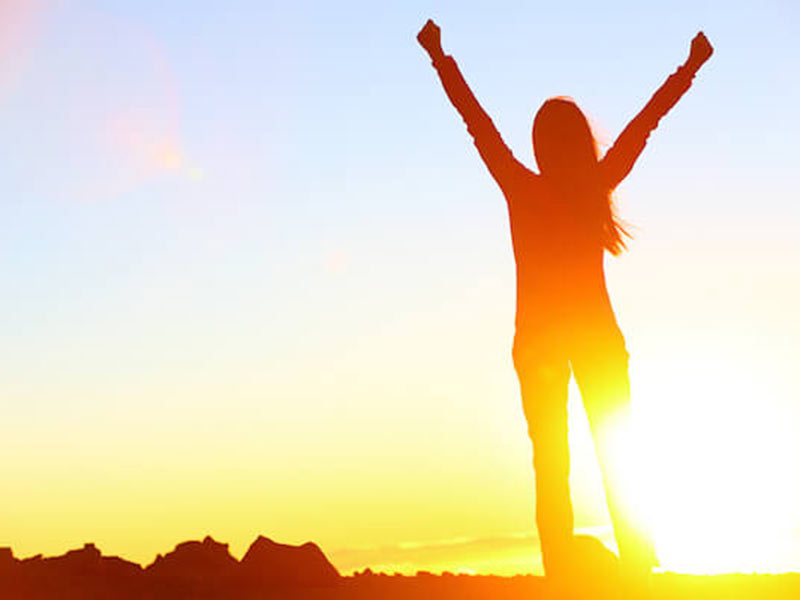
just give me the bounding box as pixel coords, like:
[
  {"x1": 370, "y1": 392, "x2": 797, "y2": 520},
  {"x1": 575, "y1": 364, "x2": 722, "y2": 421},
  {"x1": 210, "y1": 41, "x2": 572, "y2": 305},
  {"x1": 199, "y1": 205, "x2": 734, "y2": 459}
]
[
  {"x1": 601, "y1": 32, "x2": 714, "y2": 189},
  {"x1": 418, "y1": 19, "x2": 525, "y2": 189}
]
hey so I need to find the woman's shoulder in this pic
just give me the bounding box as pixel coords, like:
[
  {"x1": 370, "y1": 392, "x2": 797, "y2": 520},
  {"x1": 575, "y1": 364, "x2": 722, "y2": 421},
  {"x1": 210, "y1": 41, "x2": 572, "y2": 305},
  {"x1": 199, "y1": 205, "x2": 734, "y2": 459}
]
[
  {"x1": 508, "y1": 171, "x2": 559, "y2": 208},
  {"x1": 504, "y1": 168, "x2": 545, "y2": 202}
]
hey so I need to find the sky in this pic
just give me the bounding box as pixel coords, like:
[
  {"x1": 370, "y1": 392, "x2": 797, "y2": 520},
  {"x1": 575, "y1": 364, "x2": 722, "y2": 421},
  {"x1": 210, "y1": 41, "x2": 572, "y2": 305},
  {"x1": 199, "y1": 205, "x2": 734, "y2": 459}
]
[{"x1": 0, "y1": 0, "x2": 799, "y2": 576}]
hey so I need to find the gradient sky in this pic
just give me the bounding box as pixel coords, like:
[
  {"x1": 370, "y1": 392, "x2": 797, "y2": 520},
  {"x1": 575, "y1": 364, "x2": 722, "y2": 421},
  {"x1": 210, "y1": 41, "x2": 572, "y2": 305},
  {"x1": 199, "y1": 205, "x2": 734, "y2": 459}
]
[{"x1": 0, "y1": 0, "x2": 798, "y2": 576}]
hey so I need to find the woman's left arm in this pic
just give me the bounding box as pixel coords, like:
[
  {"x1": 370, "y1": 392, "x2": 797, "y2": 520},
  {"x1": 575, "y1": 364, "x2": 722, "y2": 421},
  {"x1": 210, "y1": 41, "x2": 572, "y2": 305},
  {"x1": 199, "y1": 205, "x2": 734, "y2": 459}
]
[{"x1": 601, "y1": 32, "x2": 714, "y2": 188}]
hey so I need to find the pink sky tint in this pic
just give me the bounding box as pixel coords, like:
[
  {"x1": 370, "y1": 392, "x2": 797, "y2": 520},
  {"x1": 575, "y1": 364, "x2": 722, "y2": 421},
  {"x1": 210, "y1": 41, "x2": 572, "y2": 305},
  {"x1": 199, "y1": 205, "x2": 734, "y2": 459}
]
[{"x1": 0, "y1": 0, "x2": 43, "y2": 97}]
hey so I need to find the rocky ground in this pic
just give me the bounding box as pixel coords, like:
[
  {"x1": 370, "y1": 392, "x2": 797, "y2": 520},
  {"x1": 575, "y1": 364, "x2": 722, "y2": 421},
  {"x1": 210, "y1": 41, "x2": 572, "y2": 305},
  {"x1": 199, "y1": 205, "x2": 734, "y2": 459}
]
[{"x1": 1, "y1": 536, "x2": 798, "y2": 599}]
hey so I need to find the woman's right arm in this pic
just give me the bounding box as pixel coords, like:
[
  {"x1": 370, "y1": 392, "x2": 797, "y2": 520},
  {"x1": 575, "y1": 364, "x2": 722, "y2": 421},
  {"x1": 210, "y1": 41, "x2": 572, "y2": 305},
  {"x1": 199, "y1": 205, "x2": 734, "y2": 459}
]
[
  {"x1": 418, "y1": 20, "x2": 524, "y2": 188},
  {"x1": 601, "y1": 32, "x2": 714, "y2": 189}
]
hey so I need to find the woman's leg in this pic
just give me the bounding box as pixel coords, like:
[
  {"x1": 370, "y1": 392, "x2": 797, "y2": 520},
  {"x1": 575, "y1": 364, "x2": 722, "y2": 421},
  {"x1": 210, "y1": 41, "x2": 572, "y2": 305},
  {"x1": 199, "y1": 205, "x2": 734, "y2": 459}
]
[
  {"x1": 514, "y1": 349, "x2": 573, "y2": 576},
  {"x1": 571, "y1": 342, "x2": 658, "y2": 572}
]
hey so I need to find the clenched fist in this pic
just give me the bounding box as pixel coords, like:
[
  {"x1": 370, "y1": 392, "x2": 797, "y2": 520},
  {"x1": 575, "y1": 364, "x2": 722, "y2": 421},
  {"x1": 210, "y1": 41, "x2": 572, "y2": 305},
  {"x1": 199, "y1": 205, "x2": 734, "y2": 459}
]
[
  {"x1": 688, "y1": 31, "x2": 713, "y2": 70},
  {"x1": 417, "y1": 19, "x2": 443, "y2": 60}
]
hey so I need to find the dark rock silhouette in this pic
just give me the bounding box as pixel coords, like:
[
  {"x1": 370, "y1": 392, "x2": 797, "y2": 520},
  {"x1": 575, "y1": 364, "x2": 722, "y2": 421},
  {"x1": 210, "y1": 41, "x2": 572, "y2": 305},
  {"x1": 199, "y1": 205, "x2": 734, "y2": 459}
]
[
  {"x1": 0, "y1": 542, "x2": 145, "y2": 599},
  {"x1": 0, "y1": 546, "x2": 15, "y2": 574},
  {"x1": 146, "y1": 536, "x2": 240, "y2": 598},
  {"x1": 148, "y1": 536, "x2": 239, "y2": 576},
  {"x1": 240, "y1": 535, "x2": 340, "y2": 587},
  {"x1": 0, "y1": 535, "x2": 340, "y2": 599}
]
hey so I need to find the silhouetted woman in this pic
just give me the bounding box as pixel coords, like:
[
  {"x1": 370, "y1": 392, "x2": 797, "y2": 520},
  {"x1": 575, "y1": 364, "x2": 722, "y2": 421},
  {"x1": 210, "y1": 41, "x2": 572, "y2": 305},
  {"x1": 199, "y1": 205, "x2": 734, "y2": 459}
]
[{"x1": 418, "y1": 19, "x2": 713, "y2": 578}]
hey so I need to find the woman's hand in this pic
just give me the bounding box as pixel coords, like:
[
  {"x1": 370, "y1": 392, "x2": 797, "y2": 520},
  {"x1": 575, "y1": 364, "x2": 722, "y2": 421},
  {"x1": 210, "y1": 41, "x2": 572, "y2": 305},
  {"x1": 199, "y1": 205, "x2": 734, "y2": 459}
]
[
  {"x1": 687, "y1": 31, "x2": 713, "y2": 70},
  {"x1": 417, "y1": 19, "x2": 444, "y2": 61}
]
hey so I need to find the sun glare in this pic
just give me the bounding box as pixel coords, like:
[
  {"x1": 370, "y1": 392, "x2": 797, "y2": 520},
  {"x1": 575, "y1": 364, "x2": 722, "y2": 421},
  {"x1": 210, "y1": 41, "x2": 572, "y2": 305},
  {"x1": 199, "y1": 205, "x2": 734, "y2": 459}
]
[{"x1": 630, "y1": 359, "x2": 798, "y2": 573}]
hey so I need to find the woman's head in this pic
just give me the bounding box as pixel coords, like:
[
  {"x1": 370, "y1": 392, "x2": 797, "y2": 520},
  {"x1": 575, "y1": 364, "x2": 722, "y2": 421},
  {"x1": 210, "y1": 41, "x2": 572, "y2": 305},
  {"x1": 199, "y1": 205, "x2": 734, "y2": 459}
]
[
  {"x1": 532, "y1": 97, "x2": 629, "y2": 254},
  {"x1": 532, "y1": 97, "x2": 599, "y2": 183}
]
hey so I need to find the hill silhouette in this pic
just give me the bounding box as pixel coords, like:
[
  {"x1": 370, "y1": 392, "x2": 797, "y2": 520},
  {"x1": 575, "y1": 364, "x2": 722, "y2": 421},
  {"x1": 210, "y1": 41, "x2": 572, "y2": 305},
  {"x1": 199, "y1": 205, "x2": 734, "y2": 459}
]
[
  {"x1": 241, "y1": 535, "x2": 340, "y2": 587},
  {"x1": 0, "y1": 536, "x2": 799, "y2": 599},
  {"x1": 0, "y1": 535, "x2": 340, "y2": 599}
]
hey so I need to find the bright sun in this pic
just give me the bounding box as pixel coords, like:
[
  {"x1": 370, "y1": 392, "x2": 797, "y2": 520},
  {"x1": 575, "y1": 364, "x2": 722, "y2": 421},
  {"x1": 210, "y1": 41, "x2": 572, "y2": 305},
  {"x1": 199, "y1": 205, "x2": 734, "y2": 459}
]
[{"x1": 629, "y1": 360, "x2": 799, "y2": 573}]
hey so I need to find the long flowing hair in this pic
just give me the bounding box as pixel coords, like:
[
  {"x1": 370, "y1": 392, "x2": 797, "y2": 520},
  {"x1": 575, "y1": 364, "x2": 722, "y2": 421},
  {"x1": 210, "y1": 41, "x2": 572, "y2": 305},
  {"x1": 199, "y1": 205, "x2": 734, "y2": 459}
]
[{"x1": 532, "y1": 97, "x2": 629, "y2": 255}]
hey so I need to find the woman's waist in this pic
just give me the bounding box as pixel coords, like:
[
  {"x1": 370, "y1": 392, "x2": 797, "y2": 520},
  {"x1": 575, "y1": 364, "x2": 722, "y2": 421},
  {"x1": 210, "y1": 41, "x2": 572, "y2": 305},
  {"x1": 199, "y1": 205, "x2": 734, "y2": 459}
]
[
  {"x1": 512, "y1": 299, "x2": 622, "y2": 339},
  {"x1": 512, "y1": 314, "x2": 626, "y2": 361},
  {"x1": 514, "y1": 283, "x2": 614, "y2": 314}
]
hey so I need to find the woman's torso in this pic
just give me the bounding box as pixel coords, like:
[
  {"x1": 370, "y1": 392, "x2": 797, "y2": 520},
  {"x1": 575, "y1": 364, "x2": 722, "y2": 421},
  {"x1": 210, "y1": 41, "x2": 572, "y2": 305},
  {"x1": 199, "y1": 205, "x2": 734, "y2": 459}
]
[{"x1": 504, "y1": 172, "x2": 624, "y2": 353}]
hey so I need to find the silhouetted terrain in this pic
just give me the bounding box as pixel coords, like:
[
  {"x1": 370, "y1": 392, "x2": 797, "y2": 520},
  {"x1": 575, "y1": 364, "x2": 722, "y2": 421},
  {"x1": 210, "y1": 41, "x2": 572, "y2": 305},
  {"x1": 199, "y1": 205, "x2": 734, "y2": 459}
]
[
  {"x1": 1, "y1": 536, "x2": 798, "y2": 599},
  {"x1": 0, "y1": 535, "x2": 339, "y2": 599}
]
